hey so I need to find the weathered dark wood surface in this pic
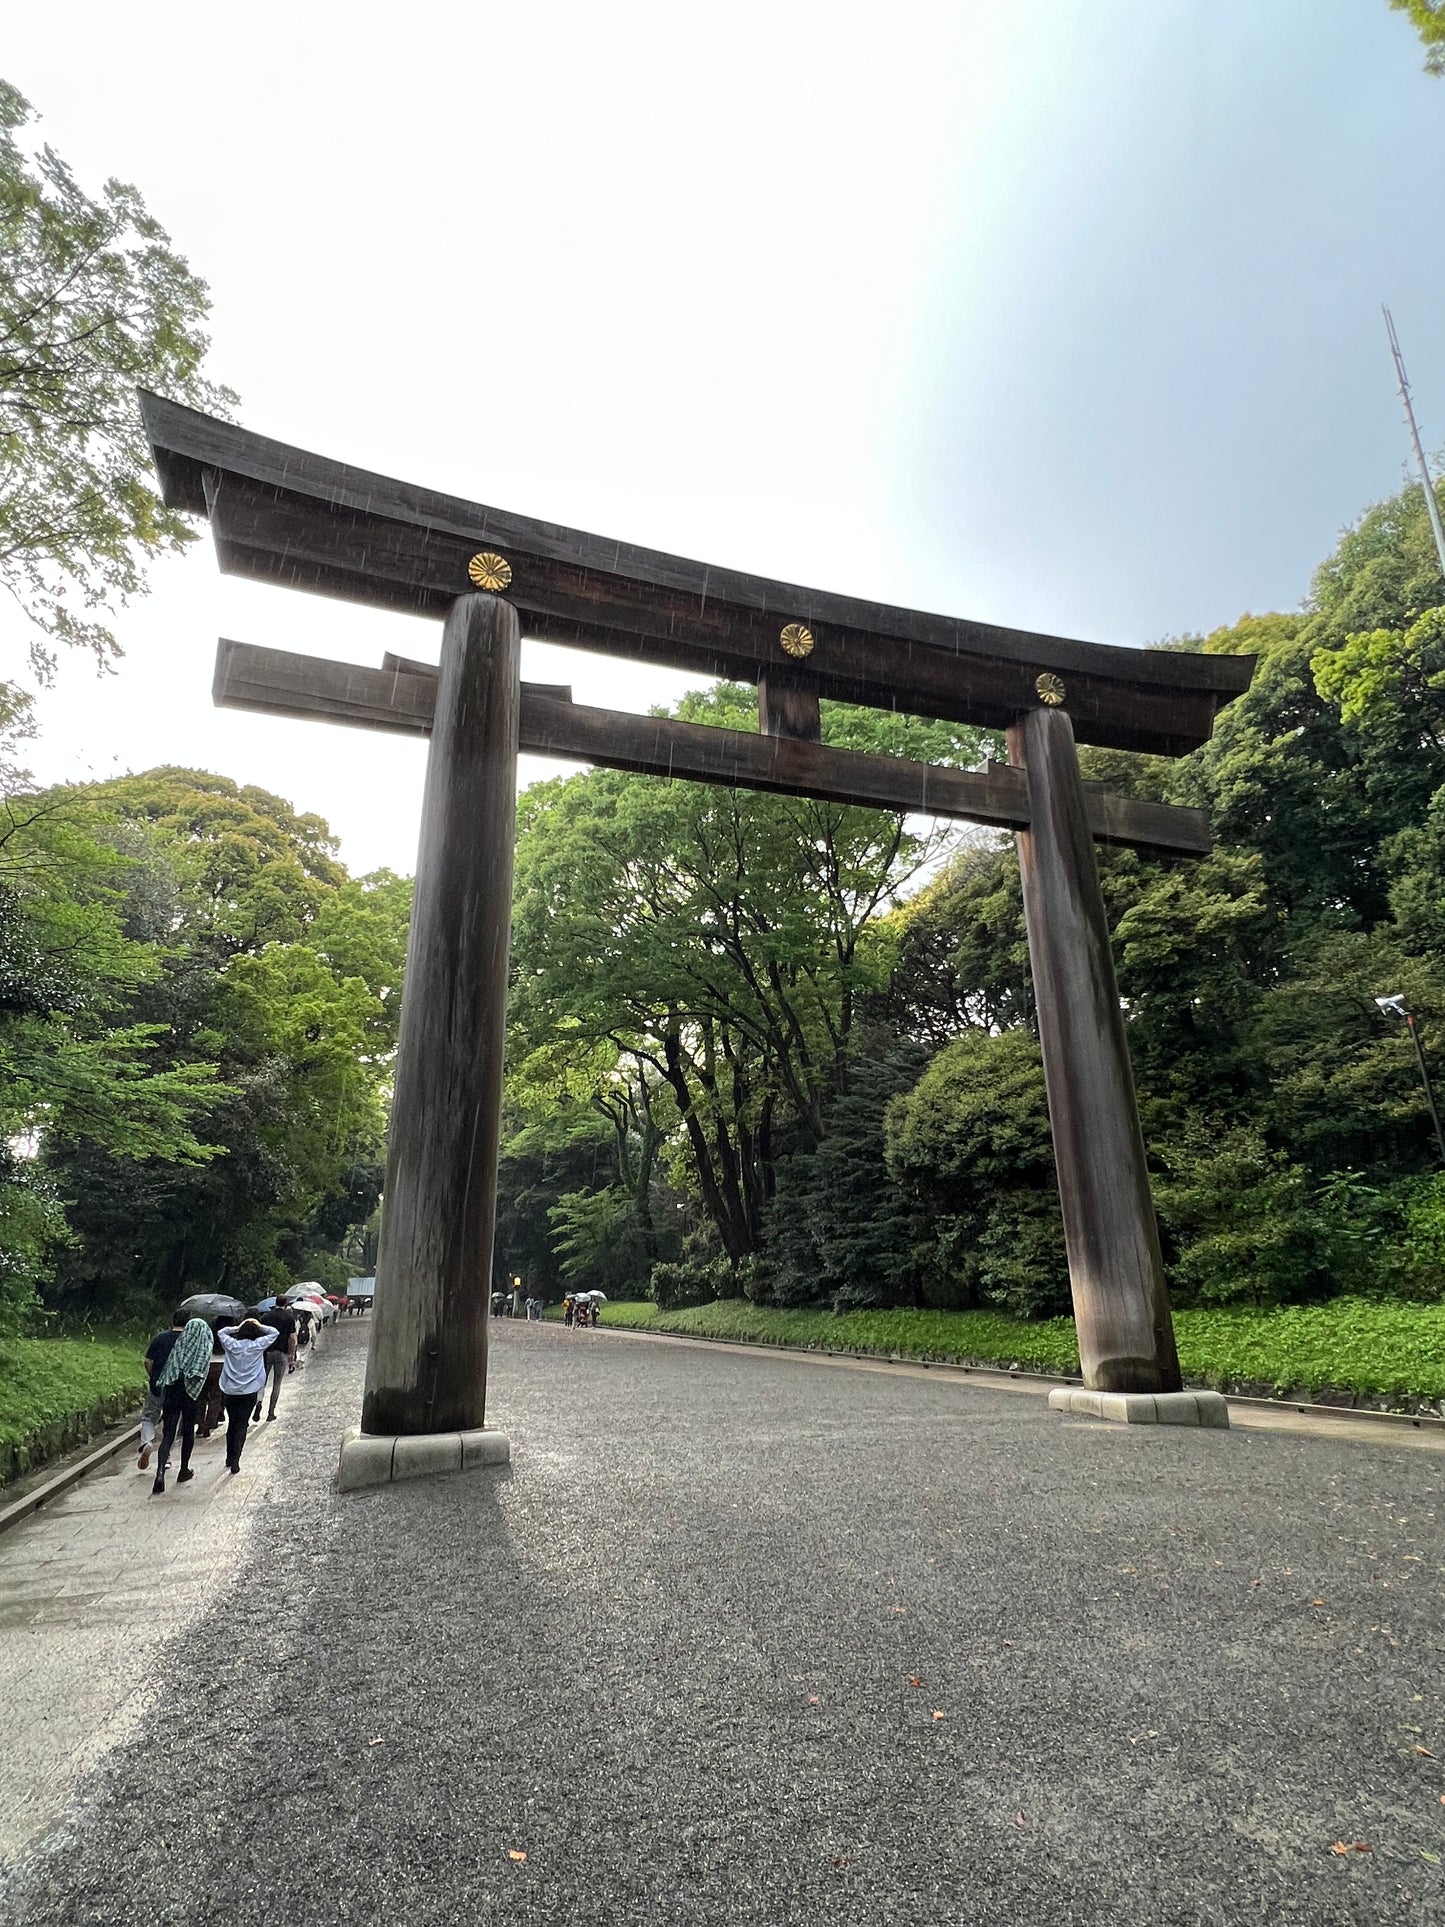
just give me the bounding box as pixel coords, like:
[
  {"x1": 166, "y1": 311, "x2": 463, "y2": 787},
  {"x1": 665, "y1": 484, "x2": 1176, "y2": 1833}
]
[
  {"x1": 758, "y1": 671, "x2": 822, "y2": 742},
  {"x1": 1008, "y1": 706, "x2": 1183, "y2": 1395},
  {"x1": 361, "y1": 596, "x2": 520, "y2": 1436},
  {"x1": 382, "y1": 649, "x2": 571, "y2": 703},
  {"x1": 148, "y1": 393, "x2": 1254, "y2": 757},
  {"x1": 212, "y1": 638, "x2": 1212, "y2": 857}
]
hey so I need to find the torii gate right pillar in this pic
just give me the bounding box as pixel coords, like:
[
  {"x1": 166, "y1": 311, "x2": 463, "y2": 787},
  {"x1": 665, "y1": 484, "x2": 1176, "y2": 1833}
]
[{"x1": 1008, "y1": 705, "x2": 1184, "y2": 1396}]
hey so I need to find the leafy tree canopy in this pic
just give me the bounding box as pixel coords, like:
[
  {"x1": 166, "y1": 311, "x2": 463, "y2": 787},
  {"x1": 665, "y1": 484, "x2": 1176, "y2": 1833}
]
[
  {"x1": 0, "y1": 80, "x2": 234, "y2": 675},
  {"x1": 1389, "y1": 0, "x2": 1445, "y2": 76}
]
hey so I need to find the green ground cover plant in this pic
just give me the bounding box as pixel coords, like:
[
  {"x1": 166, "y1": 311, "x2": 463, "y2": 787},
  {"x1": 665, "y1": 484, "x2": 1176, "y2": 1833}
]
[
  {"x1": 578, "y1": 1297, "x2": 1445, "y2": 1402},
  {"x1": 0, "y1": 1333, "x2": 147, "y2": 1481}
]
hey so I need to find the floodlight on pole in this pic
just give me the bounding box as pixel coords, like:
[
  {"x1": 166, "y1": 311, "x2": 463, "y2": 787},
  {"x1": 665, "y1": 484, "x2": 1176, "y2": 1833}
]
[
  {"x1": 1376, "y1": 993, "x2": 1445, "y2": 1165},
  {"x1": 1383, "y1": 307, "x2": 1445, "y2": 582}
]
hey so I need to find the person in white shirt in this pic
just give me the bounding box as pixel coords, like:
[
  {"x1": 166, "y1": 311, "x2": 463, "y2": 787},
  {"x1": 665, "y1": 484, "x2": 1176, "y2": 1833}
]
[{"x1": 216, "y1": 1320, "x2": 277, "y2": 1474}]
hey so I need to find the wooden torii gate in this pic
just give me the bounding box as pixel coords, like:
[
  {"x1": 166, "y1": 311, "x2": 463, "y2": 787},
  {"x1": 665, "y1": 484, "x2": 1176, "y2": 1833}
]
[{"x1": 143, "y1": 395, "x2": 1254, "y2": 1480}]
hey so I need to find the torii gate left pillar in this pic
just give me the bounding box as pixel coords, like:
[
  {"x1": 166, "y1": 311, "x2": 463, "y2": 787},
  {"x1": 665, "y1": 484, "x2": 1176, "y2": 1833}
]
[{"x1": 338, "y1": 594, "x2": 517, "y2": 1489}]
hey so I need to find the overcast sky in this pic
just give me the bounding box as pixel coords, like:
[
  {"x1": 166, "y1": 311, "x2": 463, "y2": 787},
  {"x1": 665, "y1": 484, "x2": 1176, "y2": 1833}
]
[{"x1": 5, "y1": 1, "x2": 1443, "y2": 875}]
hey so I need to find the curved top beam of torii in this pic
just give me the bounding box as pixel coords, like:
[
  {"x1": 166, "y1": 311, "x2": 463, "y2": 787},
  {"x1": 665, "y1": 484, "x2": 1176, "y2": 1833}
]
[{"x1": 141, "y1": 393, "x2": 1253, "y2": 760}]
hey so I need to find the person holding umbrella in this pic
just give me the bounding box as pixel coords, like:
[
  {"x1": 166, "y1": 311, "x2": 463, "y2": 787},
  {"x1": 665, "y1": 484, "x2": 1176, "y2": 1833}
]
[{"x1": 151, "y1": 1316, "x2": 214, "y2": 1495}]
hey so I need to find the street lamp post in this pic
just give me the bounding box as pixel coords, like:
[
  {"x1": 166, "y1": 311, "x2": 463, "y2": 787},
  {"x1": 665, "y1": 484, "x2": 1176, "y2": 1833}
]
[{"x1": 1376, "y1": 994, "x2": 1445, "y2": 1166}]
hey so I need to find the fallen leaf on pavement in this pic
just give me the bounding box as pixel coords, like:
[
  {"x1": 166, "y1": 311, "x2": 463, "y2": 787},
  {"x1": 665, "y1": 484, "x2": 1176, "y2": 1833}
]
[
  {"x1": 1313, "y1": 1599, "x2": 1325, "y2": 1607},
  {"x1": 1328, "y1": 1842, "x2": 1372, "y2": 1855},
  {"x1": 507, "y1": 1850, "x2": 527, "y2": 1863},
  {"x1": 1422, "y1": 1851, "x2": 1442, "y2": 1867},
  {"x1": 808, "y1": 1695, "x2": 821, "y2": 1706},
  {"x1": 1415, "y1": 1745, "x2": 1436, "y2": 1758},
  {"x1": 908, "y1": 1676, "x2": 922, "y2": 1688},
  {"x1": 1013, "y1": 1812, "x2": 1026, "y2": 1827},
  {"x1": 932, "y1": 1710, "x2": 945, "y2": 1721}
]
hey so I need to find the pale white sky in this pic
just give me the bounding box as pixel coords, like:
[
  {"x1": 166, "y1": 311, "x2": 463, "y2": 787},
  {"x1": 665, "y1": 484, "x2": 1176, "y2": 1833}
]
[{"x1": 4, "y1": 1, "x2": 1442, "y2": 874}]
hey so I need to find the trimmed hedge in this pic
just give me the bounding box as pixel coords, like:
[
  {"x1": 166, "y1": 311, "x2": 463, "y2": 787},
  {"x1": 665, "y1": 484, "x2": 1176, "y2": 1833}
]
[
  {"x1": 576, "y1": 1297, "x2": 1445, "y2": 1406},
  {"x1": 0, "y1": 1336, "x2": 148, "y2": 1486}
]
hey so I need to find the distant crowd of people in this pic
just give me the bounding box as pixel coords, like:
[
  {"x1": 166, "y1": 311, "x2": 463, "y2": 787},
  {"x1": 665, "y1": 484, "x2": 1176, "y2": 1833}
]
[
  {"x1": 490, "y1": 1290, "x2": 545, "y2": 1319},
  {"x1": 138, "y1": 1286, "x2": 349, "y2": 1494},
  {"x1": 486, "y1": 1289, "x2": 604, "y2": 1325}
]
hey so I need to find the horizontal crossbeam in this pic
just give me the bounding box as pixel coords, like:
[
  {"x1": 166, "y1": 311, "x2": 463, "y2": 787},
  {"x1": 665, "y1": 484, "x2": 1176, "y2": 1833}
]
[
  {"x1": 213, "y1": 640, "x2": 1210, "y2": 856},
  {"x1": 147, "y1": 395, "x2": 1255, "y2": 758}
]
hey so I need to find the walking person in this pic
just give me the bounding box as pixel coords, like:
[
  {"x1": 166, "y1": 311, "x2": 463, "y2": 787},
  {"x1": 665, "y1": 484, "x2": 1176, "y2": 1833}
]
[
  {"x1": 195, "y1": 1324, "x2": 225, "y2": 1439},
  {"x1": 138, "y1": 1312, "x2": 185, "y2": 1472},
  {"x1": 151, "y1": 1316, "x2": 213, "y2": 1496},
  {"x1": 216, "y1": 1318, "x2": 277, "y2": 1475},
  {"x1": 255, "y1": 1300, "x2": 297, "y2": 1423}
]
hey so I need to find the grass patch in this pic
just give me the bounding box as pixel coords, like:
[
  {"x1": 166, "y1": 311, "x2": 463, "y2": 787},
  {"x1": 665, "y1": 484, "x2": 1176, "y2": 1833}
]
[
  {"x1": 1174, "y1": 1300, "x2": 1445, "y2": 1399},
  {"x1": 0, "y1": 1333, "x2": 148, "y2": 1482},
  {"x1": 583, "y1": 1300, "x2": 1078, "y2": 1369},
  {"x1": 584, "y1": 1297, "x2": 1445, "y2": 1402}
]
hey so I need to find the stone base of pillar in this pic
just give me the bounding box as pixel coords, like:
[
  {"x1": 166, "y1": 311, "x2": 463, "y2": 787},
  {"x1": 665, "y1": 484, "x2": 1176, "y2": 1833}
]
[
  {"x1": 1047, "y1": 1386, "x2": 1230, "y2": 1429},
  {"x1": 336, "y1": 1425, "x2": 511, "y2": 1492}
]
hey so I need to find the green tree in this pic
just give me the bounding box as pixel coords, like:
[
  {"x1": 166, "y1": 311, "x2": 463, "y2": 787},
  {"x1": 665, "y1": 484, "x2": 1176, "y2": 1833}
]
[
  {"x1": 510, "y1": 683, "x2": 985, "y2": 1270},
  {"x1": 752, "y1": 1031, "x2": 930, "y2": 1312},
  {"x1": 0, "y1": 756, "x2": 227, "y2": 1324},
  {"x1": 89, "y1": 767, "x2": 345, "y2": 955},
  {"x1": 0, "y1": 80, "x2": 234, "y2": 674},
  {"x1": 884, "y1": 1027, "x2": 1068, "y2": 1317},
  {"x1": 1388, "y1": 0, "x2": 1445, "y2": 75},
  {"x1": 35, "y1": 772, "x2": 402, "y2": 1313}
]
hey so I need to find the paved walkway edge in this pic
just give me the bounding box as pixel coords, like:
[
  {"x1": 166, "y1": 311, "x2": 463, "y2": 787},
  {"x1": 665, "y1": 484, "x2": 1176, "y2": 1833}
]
[
  {"x1": 0, "y1": 1422, "x2": 142, "y2": 1540},
  {"x1": 583, "y1": 1321, "x2": 1445, "y2": 1440}
]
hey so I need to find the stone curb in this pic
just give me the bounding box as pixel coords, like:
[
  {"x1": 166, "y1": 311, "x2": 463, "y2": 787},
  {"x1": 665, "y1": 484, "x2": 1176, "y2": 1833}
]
[
  {"x1": 335, "y1": 1425, "x2": 511, "y2": 1492},
  {"x1": 1047, "y1": 1386, "x2": 1230, "y2": 1428},
  {"x1": 0, "y1": 1420, "x2": 143, "y2": 1540}
]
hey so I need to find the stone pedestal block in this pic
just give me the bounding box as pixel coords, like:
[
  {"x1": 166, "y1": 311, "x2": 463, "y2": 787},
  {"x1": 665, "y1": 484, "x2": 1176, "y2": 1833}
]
[
  {"x1": 336, "y1": 1426, "x2": 512, "y2": 1492},
  {"x1": 1047, "y1": 1386, "x2": 1230, "y2": 1428}
]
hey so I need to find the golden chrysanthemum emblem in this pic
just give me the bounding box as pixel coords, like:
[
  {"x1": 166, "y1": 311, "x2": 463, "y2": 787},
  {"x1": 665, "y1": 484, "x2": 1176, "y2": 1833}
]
[
  {"x1": 468, "y1": 551, "x2": 513, "y2": 593},
  {"x1": 779, "y1": 622, "x2": 815, "y2": 659},
  {"x1": 1035, "y1": 672, "x2": 1066, "y2": 707}
]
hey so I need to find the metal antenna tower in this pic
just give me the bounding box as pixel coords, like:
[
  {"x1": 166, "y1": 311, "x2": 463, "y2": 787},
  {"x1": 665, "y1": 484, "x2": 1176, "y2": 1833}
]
[{"x1": 1383, "y1": 304, "x2": 1445, "y2": 580}]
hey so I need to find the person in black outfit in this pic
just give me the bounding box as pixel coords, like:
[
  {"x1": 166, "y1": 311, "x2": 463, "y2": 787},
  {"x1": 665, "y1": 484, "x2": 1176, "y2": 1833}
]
[
  {"x1": 151, "y1": 1316, "x2": 214, "y2": 1495},
  {"x1": 138, "y1": 1314, "x2": 184, "y2": 1471},
  {"x1": 254, "y1": 1302, "x2": 297, "y2": 1422}
]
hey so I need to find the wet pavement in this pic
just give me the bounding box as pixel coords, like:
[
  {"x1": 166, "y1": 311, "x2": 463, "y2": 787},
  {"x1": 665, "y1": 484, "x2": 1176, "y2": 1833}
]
[
  {"x1": 2, "y1": 1316, "x2": 1443, "y2": 1925},
  {"x1": 0, "y1": 1346, "x2": 311, "y2": 1871}
]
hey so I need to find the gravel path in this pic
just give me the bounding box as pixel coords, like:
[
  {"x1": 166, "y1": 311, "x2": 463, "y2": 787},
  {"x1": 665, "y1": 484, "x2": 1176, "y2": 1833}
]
[{"x1": 3, "y1": 1316, "x2": 1443, "y2": 1925}]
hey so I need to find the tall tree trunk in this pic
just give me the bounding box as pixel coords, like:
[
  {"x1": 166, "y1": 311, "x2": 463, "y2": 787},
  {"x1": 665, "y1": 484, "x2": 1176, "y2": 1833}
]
[{"x1": 663, "y1": 1020, "x2": 749, "y2": 1263}]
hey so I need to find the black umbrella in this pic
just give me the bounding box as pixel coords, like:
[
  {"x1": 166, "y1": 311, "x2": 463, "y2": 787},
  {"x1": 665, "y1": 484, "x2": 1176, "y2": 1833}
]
[{"x1": 177, "y1": 1292, "x2": 248, "y2": 1322}]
